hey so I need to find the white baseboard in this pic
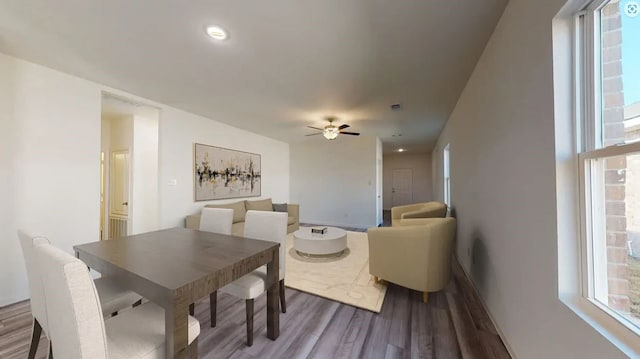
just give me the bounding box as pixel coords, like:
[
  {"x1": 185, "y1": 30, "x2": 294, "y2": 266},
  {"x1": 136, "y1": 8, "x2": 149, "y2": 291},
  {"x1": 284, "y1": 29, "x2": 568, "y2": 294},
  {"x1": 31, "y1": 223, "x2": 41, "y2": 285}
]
[{"x1": 455, "y1": 256, "x2": 518, "y2": 359}]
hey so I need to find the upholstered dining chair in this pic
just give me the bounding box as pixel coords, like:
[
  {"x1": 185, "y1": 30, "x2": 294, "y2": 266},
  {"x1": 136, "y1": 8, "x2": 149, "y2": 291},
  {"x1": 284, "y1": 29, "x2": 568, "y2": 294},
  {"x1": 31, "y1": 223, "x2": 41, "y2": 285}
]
[
  {"x1": 199, "y1": 207, "x2": 234, "y2": 235},
  {"x1": 193, "y1": 207, "x2": 234, "y2": 320},
  {"x1": 18, "y1": 230, "x2": 143, "y2": 359},
  {"x1": 214, "y1": 210, "x2": 288, "y2": 346},
  {"x1": 35, "y1": 239, "x2": 201, "y2": 359}
]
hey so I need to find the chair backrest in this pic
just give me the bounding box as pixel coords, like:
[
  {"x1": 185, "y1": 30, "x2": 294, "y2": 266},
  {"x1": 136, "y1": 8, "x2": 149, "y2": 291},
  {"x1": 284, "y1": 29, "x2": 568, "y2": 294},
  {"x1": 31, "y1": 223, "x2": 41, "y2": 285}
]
[
  {"x1": 17, "y1": 230, "x2": 51, "y2": 333},
  {"x1": 35, "y1": 242, "x2": 108, "y2": 359},
  {"x1": 244, "y1": 210, "x2": 288, "y2": 279},
  {"x1": 200, "y1": 207, "x2": 234, "y2": 235}
]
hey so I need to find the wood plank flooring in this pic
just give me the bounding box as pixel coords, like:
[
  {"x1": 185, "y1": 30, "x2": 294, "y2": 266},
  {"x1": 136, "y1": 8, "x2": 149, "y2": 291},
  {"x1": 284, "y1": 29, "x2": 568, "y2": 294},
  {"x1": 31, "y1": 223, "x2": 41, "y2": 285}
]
[
  {"x1": 1, "y1": 215, "x2": 509, "y2": 358},
  {"x1": 0, "y1": 258, "x2": 509, "y2": 359}
]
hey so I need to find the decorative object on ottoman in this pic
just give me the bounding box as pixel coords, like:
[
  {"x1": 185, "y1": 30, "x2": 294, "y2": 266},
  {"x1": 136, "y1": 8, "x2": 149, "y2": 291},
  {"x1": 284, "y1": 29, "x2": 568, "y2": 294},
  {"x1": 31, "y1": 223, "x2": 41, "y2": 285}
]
[{"x1": 311, "y1": 226, "x2": 328, "y2": 235}]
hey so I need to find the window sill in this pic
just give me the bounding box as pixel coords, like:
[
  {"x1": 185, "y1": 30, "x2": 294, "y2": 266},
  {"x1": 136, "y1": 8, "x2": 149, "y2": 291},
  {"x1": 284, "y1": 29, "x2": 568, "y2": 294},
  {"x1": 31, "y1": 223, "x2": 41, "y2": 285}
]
[{"x1": 560, "y1": 294, "x2": 640, "y2": 357}]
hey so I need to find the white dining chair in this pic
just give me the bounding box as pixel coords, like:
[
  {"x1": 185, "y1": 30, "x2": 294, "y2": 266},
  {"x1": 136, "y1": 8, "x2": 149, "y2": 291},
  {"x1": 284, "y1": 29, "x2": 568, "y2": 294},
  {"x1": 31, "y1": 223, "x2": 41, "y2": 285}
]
[
  {"x1": 195, "y1": 207, "x2": 234, "y2": 321},
  {"x1": 214, "y1": 210, "x2": 288, "y2": 346},
  {"x1": 199, "y1": 207, "x2": 234, "y2": 235},
  {"x1": 18, "y1": 230, "x2": 143, "y2": 359},
  {"x1": 34, "y1": 239, "x2": 201, "y2": 359}
]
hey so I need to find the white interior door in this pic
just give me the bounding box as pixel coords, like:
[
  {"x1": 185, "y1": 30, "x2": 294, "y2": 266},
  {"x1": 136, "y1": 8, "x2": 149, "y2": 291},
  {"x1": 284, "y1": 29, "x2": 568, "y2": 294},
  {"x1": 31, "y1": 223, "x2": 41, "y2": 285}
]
[
  {"x1": 392, "y1": 169, "x2": 413, "y2": 207},
  {"x1": 110, "y1": 150, "x2": 129, "y2": 218}
]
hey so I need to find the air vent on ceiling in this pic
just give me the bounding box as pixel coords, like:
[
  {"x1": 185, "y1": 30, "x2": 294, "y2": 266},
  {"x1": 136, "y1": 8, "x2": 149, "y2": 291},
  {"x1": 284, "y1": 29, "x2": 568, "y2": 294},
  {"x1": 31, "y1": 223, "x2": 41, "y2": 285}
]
[{"x1": 390, "y1": 103, "x2": 401, "y2": 111}]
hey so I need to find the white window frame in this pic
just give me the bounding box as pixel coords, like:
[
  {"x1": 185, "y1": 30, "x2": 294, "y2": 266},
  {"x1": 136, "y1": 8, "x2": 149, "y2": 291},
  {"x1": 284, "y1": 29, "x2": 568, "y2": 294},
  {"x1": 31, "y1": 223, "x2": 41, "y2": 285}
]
[
  {"x1": 443, "y1": 144, "x2": 451, "y2": 206},
  {"x1": 574, "y1": 0, "x2": 640, "y2": 351}
]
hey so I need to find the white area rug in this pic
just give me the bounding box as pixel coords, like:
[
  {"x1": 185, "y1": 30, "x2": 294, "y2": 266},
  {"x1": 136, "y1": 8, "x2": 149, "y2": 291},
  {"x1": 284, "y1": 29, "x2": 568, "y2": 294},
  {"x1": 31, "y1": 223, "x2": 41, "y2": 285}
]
[{"x1": 284, "y1": 229, "x2": 387, "y2": 312}]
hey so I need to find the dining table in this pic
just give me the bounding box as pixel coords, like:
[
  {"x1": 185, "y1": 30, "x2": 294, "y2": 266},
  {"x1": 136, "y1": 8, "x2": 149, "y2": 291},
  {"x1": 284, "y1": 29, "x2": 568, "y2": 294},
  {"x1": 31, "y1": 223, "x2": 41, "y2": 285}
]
[{"x1": 73, "y1": 227, "x2": 280, "y2": 359}]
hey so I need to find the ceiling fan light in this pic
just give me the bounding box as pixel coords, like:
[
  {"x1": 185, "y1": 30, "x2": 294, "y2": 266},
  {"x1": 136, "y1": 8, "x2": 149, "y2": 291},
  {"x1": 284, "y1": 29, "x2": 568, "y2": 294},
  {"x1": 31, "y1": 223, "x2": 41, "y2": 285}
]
[{"x1": 323, "y1": 127, "x2": 339, "y2": 140}]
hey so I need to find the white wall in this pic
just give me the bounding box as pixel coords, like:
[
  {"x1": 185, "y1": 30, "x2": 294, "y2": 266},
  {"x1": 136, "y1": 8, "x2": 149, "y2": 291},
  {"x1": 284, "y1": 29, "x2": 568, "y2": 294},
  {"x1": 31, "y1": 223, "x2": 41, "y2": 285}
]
[
  {"x1": 383, "y1": 152, "x2": 433, "y2": 209},
  {"x1": 431, "y1": 0, "x2": 626, "y2": 357},
  {"x1": 131, "y1": 114, "x2": 160, "y2": 234},
  {"x1": 290, "y1": 136, "x2": 378, "y2": 228},
  {"x1": 159, "y1": 107, "x2": 290, "y2": 227},
  {"x1": 0, "y1": 52, "x2": 290, "y2": 305}
]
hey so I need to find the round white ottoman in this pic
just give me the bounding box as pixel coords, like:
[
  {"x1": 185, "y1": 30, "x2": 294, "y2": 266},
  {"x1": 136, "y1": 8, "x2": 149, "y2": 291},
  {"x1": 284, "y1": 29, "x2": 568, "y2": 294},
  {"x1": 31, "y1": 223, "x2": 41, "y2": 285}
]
[{"x1": 293, "y1": 227, "x2": 348, "y2": 257}]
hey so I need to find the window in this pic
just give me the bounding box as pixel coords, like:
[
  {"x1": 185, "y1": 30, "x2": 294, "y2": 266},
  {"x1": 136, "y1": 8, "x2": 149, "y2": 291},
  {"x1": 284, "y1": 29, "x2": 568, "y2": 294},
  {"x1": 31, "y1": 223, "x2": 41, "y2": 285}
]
[
  {"x1": 443, "y1": 144, "x2": 451, "y2": 206},
  {"x1": 577, "y1": 0, "x2": 640, "y2": 335}
]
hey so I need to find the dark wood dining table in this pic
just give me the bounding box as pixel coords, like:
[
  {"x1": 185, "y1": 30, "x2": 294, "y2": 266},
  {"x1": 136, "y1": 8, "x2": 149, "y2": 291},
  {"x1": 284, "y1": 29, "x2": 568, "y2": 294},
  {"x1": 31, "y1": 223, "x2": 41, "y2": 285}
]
[{"x1": 73, "y1": 227, "x2": 280, "y2": 358}]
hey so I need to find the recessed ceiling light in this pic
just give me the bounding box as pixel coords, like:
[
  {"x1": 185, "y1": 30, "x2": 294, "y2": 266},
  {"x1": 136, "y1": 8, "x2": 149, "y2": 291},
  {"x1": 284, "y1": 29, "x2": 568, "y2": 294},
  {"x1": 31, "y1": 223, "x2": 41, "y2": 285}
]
[
  {"x1": 398, "y1": 148, "x2": 405, "y2": 152},
  {"x1": 206, "y1": 26, "x2": 228, "y2": 41}
]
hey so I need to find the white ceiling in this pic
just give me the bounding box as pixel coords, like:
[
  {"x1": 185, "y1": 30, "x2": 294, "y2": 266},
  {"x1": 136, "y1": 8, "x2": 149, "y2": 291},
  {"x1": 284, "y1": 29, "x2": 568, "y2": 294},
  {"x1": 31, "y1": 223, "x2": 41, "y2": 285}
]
[
  {"x1": 0, "y1": 0, "x2": 507, "y2": 154},
  {"x1": 101, "y1": 94, "x2": 160, "y2": 120}
]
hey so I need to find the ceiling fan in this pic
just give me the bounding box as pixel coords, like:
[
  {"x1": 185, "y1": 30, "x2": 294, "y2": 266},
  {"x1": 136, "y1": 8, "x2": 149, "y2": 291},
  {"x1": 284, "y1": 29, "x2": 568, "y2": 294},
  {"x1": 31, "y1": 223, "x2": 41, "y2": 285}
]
[{"x1": 305, "y1": 117, "x2": 360, "y2": 140}]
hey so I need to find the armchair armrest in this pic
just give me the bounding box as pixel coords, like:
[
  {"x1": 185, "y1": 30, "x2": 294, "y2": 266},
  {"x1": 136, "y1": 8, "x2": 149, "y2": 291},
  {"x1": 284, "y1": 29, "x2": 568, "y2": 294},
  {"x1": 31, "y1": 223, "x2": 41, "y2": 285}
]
[
  {"x1": 185, "y1": 214, "x2": 201, "y2": 230},
  {"x1": 400, "y1": 203, "x2": 447, "y2": 221},
  {"x1": 287, "y1": 204, "x2": 299, "y2": 223},
  {"x1": 391, "y1": 203, "x2": 426, "y2": 221},
  {"x1": 395, "y1": 218, "x2": 445, "y2": 227}
]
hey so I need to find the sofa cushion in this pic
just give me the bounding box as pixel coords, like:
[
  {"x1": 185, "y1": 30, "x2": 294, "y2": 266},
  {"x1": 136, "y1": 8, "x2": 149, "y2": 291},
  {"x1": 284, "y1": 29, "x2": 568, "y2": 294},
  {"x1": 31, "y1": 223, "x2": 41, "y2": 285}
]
[
  {"x1": 205, "y1": 201, "x2": 246, "y2": 223},
  {"x1": 245, "y1": 198, "x2": 273, "y2": 212},
  {"x1": 272, "y1": 203, "x2": 288, "y2": 213},
  {"x1": 231, "y1": 222, "x2": 244, "y2": 237},
  {"x1": 287, "y1": 216, "x2": 296, "y2": 225}
]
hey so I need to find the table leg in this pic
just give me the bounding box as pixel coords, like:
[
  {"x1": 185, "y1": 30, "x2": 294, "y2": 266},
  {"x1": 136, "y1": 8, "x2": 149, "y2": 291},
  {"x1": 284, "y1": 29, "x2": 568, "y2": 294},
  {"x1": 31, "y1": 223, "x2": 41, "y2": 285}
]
[
  {"x1": 266, "y1": 247, "x2": 280, "y2": 340},
  {"x1": 166, "y1": 300, "x2": 193, "y2": 358}
]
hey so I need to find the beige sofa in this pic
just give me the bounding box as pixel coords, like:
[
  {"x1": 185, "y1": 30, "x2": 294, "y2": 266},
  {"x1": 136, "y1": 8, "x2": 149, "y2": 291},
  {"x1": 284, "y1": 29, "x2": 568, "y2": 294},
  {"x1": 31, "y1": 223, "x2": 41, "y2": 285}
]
[
  {"x1": 185, "y1": 198, "x2": 299, "y2": 236},
  {"x1": 391, "y1": 201, "x2": 447, "y2": 226},
  {"x1": 367, "y1": 217, "x2": 456, "y2": 303}
]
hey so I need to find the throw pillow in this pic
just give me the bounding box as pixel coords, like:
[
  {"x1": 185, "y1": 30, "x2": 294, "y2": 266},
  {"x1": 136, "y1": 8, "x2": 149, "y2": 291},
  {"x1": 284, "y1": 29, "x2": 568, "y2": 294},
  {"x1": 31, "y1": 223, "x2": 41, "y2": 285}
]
[
  {"x1": 272, "y1": 203, "x2": 288, "y2": 213},
  {"x1": 245, "y1": 198, "x2": 273, "y2": 212}
]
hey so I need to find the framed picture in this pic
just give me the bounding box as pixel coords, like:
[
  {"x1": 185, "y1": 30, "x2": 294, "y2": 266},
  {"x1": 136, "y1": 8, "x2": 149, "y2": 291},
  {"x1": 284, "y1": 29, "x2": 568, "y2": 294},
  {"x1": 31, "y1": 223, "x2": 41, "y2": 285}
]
[{"x1": 194, "y1": 143, "x2": 261, "y2": 201}]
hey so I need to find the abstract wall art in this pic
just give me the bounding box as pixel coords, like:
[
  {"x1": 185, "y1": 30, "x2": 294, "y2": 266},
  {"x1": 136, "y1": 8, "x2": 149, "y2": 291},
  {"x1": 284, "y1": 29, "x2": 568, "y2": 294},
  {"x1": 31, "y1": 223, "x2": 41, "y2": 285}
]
[{"x1": 194, "y1": 143, "x2": 261, "y2": 201}]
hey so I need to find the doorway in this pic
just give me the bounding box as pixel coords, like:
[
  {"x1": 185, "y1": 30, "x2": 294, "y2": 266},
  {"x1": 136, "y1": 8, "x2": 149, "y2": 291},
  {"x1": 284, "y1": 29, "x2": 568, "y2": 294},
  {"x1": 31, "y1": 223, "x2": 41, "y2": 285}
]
[
  {"x1": 392, "y1": 169, "x2": 413, "y2": 207},
  {"x1": 100, "y1": 93, "x2": 160, "y2": 240}
]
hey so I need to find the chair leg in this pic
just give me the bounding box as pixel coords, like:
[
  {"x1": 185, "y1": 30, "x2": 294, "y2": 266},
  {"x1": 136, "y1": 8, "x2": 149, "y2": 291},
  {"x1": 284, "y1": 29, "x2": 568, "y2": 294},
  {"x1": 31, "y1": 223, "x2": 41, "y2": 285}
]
[
  {"x1": 210, "y1": 291, "x2": 217, "y2": 328},
  {"x1": 245, "y1": 299, "x2": 254, "y2": 346},
  {"x1": 279, "y1": 279, "x2": 286, "y2": 314},
  {"x1": 189, "y1": 303, "x2": 195, "y2": 316},
  {"x1": 188, "y1": 337, "x2": 198, "y2": 359},
  {"x1": 49, "y1": 341, "x2": 53, "y2": 359},
  {"x1": 373, "y1": 276, "x2": 379, "y2": 284},
  {"x1": 27, "y1": 318, "x2": 42, "y2": 359},
  {"x1": 423, "y1": 292, "x2": 429, "y2": 304}
]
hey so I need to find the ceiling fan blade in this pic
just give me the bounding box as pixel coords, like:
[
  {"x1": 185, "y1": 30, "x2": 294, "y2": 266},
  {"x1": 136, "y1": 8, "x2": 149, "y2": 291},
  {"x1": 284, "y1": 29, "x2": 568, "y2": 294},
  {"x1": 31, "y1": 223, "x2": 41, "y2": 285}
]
[
  {"x1": 307, "y1": 126, "x2": 323, "y2": 130},
  {"x1": 338, "y1": 124, "x2": 350, "y2": 130},
  {"x1": 340, "y1": 131, "x2": 360, "y2": 136},
  {"x1": 305, "y1": 133, "x2": 323, "y2": 136}
]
